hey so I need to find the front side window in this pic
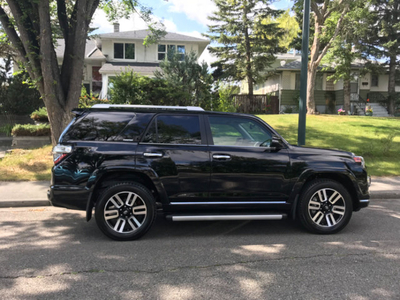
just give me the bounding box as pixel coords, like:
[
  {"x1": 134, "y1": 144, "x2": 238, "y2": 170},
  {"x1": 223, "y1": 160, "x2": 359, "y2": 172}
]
[
  {"x1": 142, "y1": 115, "x2": 202, "y2": 145},
  {"x1": 209, "y1": 116, "x2": 272, "y2": 147},
  {"x1": 114, "y1": 43, "x2": 135, "y2": 59}
]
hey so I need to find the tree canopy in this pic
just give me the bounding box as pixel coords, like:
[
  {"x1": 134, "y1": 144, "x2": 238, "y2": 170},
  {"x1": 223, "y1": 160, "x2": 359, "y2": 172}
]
[
  {"x1": 204, "y1": 0, "x2": 284, "y2": 95},
  {"x1": 0, "y1": 0, "x2": 164, "y2": 144}
]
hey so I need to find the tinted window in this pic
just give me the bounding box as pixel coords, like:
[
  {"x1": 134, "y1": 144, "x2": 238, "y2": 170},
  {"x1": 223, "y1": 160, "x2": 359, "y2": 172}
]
[
  {"x1": 114, "y1": 43, "x2": 123, "y2": 59},
  {"x1": 116, "y1": 113, "x2": 153, "y2": 142},
  {"x1": 142, "y1": 115, "x2": 202, "y2": 145},
  {"x1": 209, "y1": 116, "x2": 272, "y2": 147},
  {"x1": 63, "y1": 112, "x2": 135, "y2": 141}
]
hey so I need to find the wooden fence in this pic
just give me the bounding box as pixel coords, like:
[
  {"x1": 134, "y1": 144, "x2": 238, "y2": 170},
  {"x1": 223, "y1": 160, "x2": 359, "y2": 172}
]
[{"x1": 234, "y1": 94, "x2": 279, "y2": 114}]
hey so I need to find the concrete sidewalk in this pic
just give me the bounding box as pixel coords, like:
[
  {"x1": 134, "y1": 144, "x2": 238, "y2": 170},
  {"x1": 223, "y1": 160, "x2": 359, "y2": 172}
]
[{"x1": 0, "y1": 177, "x2": 399, "y2": 208}]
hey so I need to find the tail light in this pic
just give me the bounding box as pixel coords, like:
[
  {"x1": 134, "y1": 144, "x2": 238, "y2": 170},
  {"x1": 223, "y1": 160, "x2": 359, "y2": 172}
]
[{"x1": 52, "y1": 144, "x2": 72, "y2": 165}]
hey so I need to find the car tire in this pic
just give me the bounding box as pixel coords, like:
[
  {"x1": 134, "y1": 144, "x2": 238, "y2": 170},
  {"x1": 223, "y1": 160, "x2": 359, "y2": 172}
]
[
  {"x1": 298, "y1": 179, "x2": 353, "y2": 234},
  {"x1": 95, "y1": 182, "x2": 156, "y2": 241}
]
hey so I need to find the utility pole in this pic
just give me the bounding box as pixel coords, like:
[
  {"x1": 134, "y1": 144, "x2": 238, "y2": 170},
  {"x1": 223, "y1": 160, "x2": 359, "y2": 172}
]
[{"x1": 297, "y1": 0, "x2": 310, "y2": 146}]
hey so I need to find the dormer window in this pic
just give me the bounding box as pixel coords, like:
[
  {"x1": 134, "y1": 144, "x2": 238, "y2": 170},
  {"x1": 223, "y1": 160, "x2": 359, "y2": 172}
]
[
  {"x1": 158, "y1": 44, "x2": 185, "y2": 61},
  {"x1": 114, "y1": 43, "x2": 135, "y2": 59}
]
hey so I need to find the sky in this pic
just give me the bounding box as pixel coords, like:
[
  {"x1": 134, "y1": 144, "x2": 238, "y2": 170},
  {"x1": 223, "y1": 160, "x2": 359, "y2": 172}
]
[{"x1": 91, "y1": 0, "x2": 294, "y2": 65}]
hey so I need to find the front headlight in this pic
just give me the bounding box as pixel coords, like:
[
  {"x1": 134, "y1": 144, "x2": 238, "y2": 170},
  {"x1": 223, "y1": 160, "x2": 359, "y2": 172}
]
[{"x1": 353, "y1": 156, "x2": 365, "y2": 168}]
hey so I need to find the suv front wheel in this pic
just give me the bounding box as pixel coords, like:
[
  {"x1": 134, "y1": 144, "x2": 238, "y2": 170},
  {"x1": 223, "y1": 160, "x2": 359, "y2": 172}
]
[
  {"x1": 95, "y1": 182, "x2": 157, "y2": 241},
  {"x1": 298, "y1": 179, "x2": 353, "y2": 234}
]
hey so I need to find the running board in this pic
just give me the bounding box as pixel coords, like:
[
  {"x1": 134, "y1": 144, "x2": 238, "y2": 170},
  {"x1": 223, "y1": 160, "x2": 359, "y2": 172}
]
[{"x1": 167, "y1": 214, "x2": 287, "y2": 222}]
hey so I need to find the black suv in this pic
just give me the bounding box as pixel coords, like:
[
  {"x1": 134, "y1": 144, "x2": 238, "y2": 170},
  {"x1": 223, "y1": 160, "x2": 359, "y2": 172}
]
[{"x1": 49, "y1": 105, "x2": 370, "y2": 240}]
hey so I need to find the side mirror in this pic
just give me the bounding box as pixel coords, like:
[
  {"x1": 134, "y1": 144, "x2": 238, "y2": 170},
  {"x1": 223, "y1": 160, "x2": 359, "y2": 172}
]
[{"x1": 269, "y1": 136, "x2": 284, "y2": 151}]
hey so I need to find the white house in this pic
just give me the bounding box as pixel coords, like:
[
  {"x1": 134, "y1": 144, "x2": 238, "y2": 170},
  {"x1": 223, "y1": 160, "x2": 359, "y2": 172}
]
[
  {"x1": 240, "y1": 52, "x2": 400, "y2": 115},
  {"x1": 55, "y1": 23, "x2": 210, "y2": 99}
]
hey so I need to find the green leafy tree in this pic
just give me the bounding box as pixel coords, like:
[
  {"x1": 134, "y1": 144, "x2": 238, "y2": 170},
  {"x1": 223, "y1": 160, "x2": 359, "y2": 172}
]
[
  {"x1": 154, "y1": 51, "x2": 214, "y2": 108},
  {"x1": 0, "y1": 1, "x2": 165, "y2": 144},
  {"x1": 322, "y1": 0, "x2": 372, "y2": 112},
  {"x1": 204, "y1": 0, "x2": 284, "y2": 95},
  {"x1": 217, "y1": 84, "x2": 239, "y2": 112},
  {"x1": 261, "y1": 9, "x2": 300, "y2": 50},
  {"x1": 293, "y1": 0, "x2": 350, "y2": 114},
  {"x1": 362, "y1": 0, "x2": 400, "y2": 114},
  {"x1": 108, "y1": 71, "x2": 190, "y2": 106},
  {"x1": 110, "y1": 71, "x2": 152, "y2": 105}
]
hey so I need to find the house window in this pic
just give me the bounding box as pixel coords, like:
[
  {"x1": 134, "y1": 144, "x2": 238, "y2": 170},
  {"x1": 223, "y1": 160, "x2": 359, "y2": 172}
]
[
  {"x1": 315, "y1": 74, "x2": 323, "y2": 90},
  {"x1": 158, "y1": 44, "x2": 185, "y2": 61},
  {"x1": 371, "y1": 74, "x2": 379, "y2": 87},
  {"x1": 295, "y1": 73, "x2": 301, "y2": 90},
  {"x1": 114, "y1": 43, "x2": 135, "y2": 59},
  {"x1": 158, "y1": 45, "x2": 166, "y2": 60}
]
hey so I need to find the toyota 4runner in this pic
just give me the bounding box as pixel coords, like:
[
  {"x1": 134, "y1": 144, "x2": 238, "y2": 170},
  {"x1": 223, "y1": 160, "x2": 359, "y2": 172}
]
[{"x1": 48, "y1": 105, "x2": 370, "y2": 240}]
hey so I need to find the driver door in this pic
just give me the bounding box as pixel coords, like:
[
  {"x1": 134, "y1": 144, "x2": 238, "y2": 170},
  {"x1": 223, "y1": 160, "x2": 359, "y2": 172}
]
[{"x1": 206, "y1": 115, "x2": 291, "y2": 202}]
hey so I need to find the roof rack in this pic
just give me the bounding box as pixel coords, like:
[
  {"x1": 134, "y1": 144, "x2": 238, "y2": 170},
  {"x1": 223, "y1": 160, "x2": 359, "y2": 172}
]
[{"x1": 91, "y1": 104, "x2": 204, "y2": 111}]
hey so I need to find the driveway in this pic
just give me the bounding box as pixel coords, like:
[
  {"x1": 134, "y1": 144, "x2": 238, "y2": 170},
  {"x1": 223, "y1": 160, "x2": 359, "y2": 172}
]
[{"x1": 0, "y1": 198, "x2": 399, "y2": 299}]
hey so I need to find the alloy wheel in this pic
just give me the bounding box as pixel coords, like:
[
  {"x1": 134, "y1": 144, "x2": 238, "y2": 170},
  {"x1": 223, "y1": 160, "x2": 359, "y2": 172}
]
[
  {"x1": 307, "y1": 188, "x2": 346, "y2": 227},
  {"x1": 103, "y1": 191, "x2": 147, "y2": 234}
]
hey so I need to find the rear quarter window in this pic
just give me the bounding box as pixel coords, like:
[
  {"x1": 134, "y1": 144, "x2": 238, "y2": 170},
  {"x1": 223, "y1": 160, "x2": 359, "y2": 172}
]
[{"x1": 63, "y1": 112, "x2": 136, "y2": 141}]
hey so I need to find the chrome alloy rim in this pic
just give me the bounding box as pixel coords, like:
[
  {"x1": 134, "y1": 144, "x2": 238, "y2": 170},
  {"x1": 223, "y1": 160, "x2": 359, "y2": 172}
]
[
  {"x1": 104, "y1": 191, "x2": 147, "y2": 233},
  {"x1": 307, "y1": 188, "x2": 346, "y2": 227}
]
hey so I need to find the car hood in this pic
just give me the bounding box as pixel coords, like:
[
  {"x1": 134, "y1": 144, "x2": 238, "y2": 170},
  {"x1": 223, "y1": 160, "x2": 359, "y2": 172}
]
[{"x1": 288, "y1": 145, "x2": 354, "y2": 159}]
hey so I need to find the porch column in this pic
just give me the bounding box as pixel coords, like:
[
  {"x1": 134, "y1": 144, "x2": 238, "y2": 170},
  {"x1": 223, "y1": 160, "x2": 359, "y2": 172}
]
[{"x1": 100, "y1": 74, "x2": 108, "y2": 99}]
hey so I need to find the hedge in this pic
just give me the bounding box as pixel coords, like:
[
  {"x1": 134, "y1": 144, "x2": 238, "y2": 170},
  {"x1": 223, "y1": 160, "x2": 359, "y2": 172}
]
[{"x1": 12, "y1": 124, "x2": 51, "y2": 136}]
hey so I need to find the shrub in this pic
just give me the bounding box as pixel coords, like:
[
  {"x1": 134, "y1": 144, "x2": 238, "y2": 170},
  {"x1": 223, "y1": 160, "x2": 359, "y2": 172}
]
[
  {"x1": 79, "y1": 86, "x2": 109, "y2": 108},
  {"x1": 30, "y1": 107, "x2": 49, "y2": 122},
  {"x1": 11, "y1": 124, "x2": 51, "y2": 136},
  {"x1": 217, "y1": 84, "x2": 238, "y2": 112},
  {"x1": 0, "y1": 124, "x2": 13, "y2": 136},
  {"x1": 0, "y1": 73, "x2": 43, "y2": 115}
]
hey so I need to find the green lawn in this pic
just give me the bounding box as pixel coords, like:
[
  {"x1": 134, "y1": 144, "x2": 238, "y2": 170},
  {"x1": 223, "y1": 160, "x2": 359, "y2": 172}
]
[
  {"x1": 0, "y1": 145, "x2": 53, "y2": 181},
  {"x1": 258, "y1": 114, "x2": 400, "y2": 176}
]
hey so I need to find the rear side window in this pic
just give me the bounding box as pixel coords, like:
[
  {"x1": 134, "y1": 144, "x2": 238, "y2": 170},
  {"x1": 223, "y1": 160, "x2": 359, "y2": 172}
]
[
  {"x1": 142, "y1": 115, "x2": 202, "y2": 145},
  {"x1": 63, "y1": 112, "x2": 135, "y2": 141},
  {"x1": 115, "y1": 113, "x2": 154, "y2": 142}
]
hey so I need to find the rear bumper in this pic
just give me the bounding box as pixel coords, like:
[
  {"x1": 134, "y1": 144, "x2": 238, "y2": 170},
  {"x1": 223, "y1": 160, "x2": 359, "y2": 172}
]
[{"x1": 48, "y1": 185, "x2": 89, "y2": 211}]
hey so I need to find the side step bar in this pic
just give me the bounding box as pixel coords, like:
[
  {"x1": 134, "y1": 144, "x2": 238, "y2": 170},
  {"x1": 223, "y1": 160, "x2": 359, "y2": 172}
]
[{"x1": 167, "y1": 214, "x2": 287, "y2": 222}]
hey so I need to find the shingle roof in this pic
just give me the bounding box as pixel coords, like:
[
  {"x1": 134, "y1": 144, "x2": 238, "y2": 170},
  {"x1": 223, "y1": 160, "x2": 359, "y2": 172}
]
[
  {"x1": 99, "y1": 62, "x2": 160, "y2": 75},
  {"x1": 100, "y1": 29, "x2": 209, "y2": 43},
  {"x1": 55, "y1": 39, "x2": 105, "y2": 59}
]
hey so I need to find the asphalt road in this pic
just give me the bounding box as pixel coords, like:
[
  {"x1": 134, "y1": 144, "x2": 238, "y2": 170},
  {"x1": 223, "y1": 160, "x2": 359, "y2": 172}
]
[{"x1": 1, "y1": 199, "x2": 399, "y2": 300}]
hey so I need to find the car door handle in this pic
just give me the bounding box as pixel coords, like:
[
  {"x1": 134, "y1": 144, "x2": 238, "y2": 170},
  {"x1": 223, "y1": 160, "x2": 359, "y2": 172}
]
[
  {"x1": 143, "y1": 152, "x2": 163, "y2": 158},
  {"x1": 213, "y1": 154, "x2": 231, "y2": 160}
]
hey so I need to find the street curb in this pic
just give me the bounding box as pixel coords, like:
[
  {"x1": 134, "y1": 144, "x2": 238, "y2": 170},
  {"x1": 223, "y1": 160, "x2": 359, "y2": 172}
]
[
  {"x1": 0, "y1": 200, "x2": 50, "y2": 208},
  {"x1": 370, "y1": 192, "x2": 400, "y2": 200}
]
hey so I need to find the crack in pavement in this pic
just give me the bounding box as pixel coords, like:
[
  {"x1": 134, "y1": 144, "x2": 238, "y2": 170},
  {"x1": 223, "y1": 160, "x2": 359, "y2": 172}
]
[{"x1": 1, "y1": 250, "x2": 398, "y2": 280}]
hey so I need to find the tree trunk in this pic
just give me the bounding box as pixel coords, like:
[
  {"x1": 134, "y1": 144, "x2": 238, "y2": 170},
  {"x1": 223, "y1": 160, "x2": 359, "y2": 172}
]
[
  {"x1": 243, "y1": 0, "x2": 253, "y2": 96},
  {"x1": 307, "y1": 63, "x2": 317, "y2": 114},
  {"x1": 306, "y1": 15, "x2": 321, "y2": 115},
  {"x1": 343, "y1": 78, "x2": 351, "y2": 113},
  {"x1": 387, "y1": 54, "x2": 396, "y2": 115}
]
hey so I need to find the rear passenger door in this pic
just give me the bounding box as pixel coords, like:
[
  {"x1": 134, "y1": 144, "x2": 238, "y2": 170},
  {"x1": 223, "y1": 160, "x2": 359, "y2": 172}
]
[{"x1": 136, "y1": 114, "x2": 210, "y2": 203}]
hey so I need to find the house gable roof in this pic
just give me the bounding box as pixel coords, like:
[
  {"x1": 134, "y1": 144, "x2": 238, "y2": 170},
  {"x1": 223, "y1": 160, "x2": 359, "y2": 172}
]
[
  {"x1": 55, "y1": 39, "x2": 106, "y2": 60},
  {"x1": 100, "y1": 29, "x2": 209, "y2": 43}
]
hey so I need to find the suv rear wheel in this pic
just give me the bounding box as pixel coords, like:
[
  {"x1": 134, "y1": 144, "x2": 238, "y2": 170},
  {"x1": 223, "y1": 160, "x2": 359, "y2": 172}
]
[
  {"x1": 95, "y1": 182, "x2": 156, "y2": 241},
  {"x1": 298, "y1": 180, "x2": 353, "y2": 234}
]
